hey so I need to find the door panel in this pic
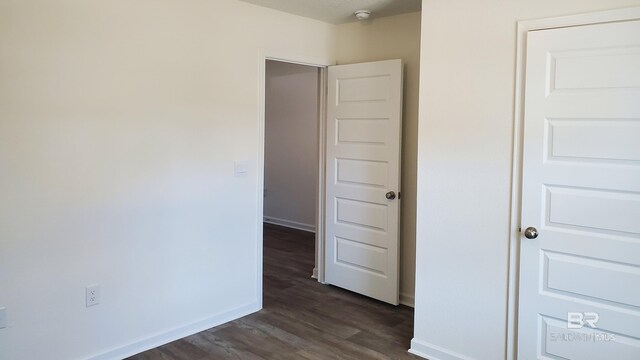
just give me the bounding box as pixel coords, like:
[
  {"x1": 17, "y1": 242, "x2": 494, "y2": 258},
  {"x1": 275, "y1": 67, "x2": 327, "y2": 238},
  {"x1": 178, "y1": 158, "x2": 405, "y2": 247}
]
[
  {"x1": 518, "y1": 20, "x2": 640, "y2": 359},
  {"x1": 547, "y1": 119, "x2": 640, "y2": 162},
  {"x1": 325, "y1": 60, "x2": 402, "y2": 305}
]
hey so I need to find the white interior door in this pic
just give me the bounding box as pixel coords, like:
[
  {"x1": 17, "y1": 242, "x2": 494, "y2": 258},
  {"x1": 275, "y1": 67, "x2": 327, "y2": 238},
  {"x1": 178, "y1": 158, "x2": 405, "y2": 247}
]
[
  {"x1": 324, "y1": 59, "x2": 402, "y2": 305},
  {"x1": 518, "y1": 20, "x2": 640, "y2": 359}
]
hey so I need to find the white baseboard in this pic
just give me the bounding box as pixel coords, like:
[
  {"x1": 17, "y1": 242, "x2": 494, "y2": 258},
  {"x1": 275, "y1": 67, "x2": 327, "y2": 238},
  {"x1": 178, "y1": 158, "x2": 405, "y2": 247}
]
[
  {"x1": 311, "y1": 267, "x2": 318, "y2": 279},
  {"x1": 400, "y1": 292, "x2": 414, "y2": 308},
  {"x1": 264, "y1": 216, "x2": 315, "y2": 233},
  {"x1": 409, "y1": 338, "x2": 478, "y2": 360},
  {"x1": 89, "y1": 301, "x2": 261, "y2": 360}
]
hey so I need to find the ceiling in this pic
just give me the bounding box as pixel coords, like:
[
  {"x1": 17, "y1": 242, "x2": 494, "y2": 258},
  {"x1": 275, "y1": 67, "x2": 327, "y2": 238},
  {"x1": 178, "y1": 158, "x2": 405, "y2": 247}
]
[{"x1": 236, "y1": 0, "x2": 422, "y2": 24}]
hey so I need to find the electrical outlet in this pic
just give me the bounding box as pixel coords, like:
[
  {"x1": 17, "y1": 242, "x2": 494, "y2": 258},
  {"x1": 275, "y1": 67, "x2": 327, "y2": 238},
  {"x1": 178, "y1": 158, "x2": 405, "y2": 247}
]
[
  {"x1": 0, "y1": 307, "x2": 6, "y2": 329},
  {"x1": 86, "y1": 285, "x2": 100, "y2": 307}
]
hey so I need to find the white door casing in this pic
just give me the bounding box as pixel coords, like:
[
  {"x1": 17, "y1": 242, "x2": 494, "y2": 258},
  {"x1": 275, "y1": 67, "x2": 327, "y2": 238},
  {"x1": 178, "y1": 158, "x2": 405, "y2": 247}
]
[
  {"x1": 324, "y1": 60, "x2": 403, "y2": 305},
  {"x1": 518, "y1": 20, "x2": 640, "y2": 360}
]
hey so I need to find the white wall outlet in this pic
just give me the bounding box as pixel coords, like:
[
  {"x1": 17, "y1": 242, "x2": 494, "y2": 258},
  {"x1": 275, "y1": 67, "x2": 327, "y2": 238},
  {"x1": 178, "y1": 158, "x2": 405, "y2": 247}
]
[
  {"x1": 0, "y1": 307, "x2": 6, "y2": 329},
  {"x1": 86, "y1": 285, "x2": 100, "y2": 307}
]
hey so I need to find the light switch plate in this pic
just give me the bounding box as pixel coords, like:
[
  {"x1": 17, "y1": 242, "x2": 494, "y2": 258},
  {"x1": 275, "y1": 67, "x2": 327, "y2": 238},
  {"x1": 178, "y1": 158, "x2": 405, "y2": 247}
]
[
  {"x1": 0, "y1": 307, "x2": 6, "y2": 329},
  {"x1": 234, "y1": 161, "x2": 249, "y2": 177}
]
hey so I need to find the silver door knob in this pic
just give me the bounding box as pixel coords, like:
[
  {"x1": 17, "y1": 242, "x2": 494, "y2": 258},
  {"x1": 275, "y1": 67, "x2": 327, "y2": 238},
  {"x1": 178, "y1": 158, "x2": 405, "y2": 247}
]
[
  {"x1": 385, "y1": 191, "x2": 396, "y2": 200},
  {"x1": 524, "y1": 227, "x2": 538, "y2": 239}
]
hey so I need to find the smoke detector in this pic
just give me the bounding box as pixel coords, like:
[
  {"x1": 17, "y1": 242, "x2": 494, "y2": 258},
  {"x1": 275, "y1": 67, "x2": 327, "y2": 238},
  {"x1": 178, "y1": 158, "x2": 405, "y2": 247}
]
[{"x1": 354, "y1": 10, "x2": 371, "y2": 20}]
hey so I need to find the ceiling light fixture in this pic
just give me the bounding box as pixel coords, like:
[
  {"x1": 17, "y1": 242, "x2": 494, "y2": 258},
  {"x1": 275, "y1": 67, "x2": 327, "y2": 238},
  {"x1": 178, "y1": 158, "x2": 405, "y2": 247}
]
[{"x1": 354, "y1": 10, "x2": 371, "y2": 20}]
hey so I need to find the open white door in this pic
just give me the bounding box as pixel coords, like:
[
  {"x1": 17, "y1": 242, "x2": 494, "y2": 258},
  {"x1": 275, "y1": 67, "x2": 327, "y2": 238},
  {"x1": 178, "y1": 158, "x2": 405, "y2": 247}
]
[
  {"x1": 324, "y1": 59, "x2": 402, "y2": 305},
  {"x1": 518, "y1": 20, "x2": 640, "y2": 359}
]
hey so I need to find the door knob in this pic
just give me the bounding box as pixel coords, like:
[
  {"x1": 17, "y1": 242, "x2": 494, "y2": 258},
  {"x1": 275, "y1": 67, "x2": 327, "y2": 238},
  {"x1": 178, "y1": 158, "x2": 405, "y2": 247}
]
[
  {"x1": 385, "y1": 191, "x2": 396, "y2": 200},
  {"x1": 523, "y1": 227, "x2": 538, "y2": 239}
]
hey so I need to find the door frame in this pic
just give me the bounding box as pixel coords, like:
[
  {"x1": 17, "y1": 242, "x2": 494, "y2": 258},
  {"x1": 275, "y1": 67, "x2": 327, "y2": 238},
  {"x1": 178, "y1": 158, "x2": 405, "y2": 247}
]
[
  {"x1": 257, "y1": 51, "x2": 334, "y2": 306},
  {"x1": 507, "y1": 6, "x2": 640, "y2": 360}
]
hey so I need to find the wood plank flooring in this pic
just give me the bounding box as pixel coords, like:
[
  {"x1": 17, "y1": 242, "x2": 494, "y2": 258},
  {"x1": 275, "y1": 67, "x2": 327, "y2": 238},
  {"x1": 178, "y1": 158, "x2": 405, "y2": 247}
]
[{"x1": 127, "y1": 224, "x2": 418, "y2": 360}]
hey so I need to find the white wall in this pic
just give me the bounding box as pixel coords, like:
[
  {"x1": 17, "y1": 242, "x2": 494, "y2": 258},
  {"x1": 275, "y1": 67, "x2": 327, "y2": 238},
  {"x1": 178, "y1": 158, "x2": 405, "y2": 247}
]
[
  {"x1": 336, "y1": 12, "x2": 422, "y2": 306},
  {"x1": 264, "y1": 61, "x2": 319, "y2": 231},
  {"x1": 0, "y1": 1, "x2": 335, "y2": 359},
  {"x1": 412, "y1": 1, "x2": 640, "y2": 360}
]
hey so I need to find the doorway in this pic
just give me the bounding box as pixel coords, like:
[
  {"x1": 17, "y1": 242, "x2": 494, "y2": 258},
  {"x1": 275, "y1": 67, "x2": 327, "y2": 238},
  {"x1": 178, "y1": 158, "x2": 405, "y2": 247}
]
[
  {"x1": 256, "y1": 53, "x2": 330, "y2": 306},
  {"x1": 262, "y1": 59, "x2": 323, "y2": 281},
  {"x1": 263, "y1": 60, "x2": 321, "y2": 235},
  {"x1": 258, "y1": 55, "x2": 405, "y2": 306}
]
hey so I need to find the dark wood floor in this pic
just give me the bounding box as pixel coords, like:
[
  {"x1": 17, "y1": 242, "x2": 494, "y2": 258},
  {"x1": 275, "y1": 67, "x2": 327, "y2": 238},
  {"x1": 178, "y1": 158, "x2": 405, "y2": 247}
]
[{"x1": 128, "y1": 224, "x2": 418, "y2": 360}]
